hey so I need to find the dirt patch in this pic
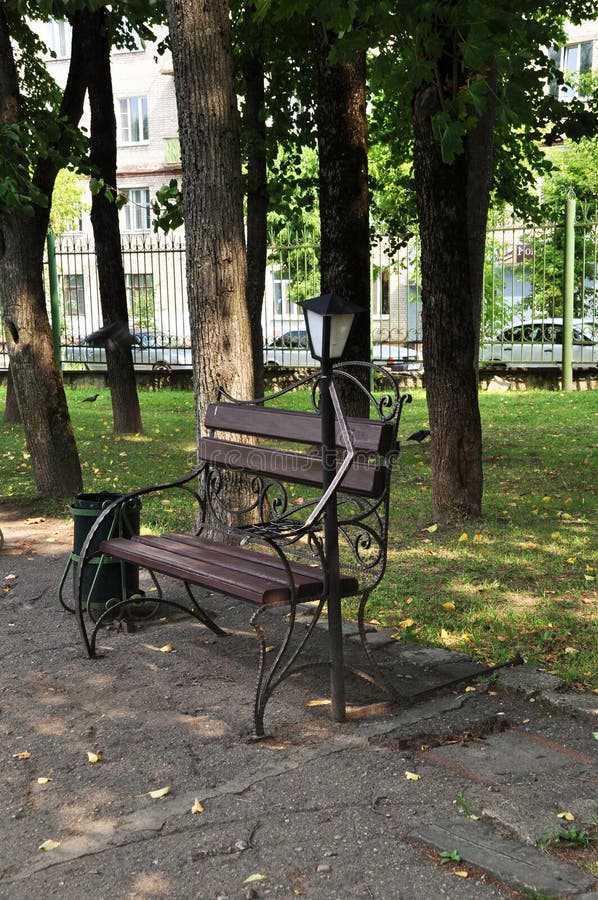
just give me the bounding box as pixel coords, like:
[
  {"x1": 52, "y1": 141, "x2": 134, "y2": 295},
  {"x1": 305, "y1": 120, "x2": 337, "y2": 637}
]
[{"x1": 0, "y1": 501, "x2": 72, "y2": 558}]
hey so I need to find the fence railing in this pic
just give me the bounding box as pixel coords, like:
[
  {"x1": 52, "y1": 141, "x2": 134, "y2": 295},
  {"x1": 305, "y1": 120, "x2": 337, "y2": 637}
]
[{"x1": 5, "y1": 202, "x2": 594, "y2": 374}]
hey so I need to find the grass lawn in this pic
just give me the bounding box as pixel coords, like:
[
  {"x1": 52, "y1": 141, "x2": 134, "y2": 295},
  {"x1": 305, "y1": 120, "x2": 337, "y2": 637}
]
[{"x1": 1, "y1": 384, "x2": 596, "y2": 690}]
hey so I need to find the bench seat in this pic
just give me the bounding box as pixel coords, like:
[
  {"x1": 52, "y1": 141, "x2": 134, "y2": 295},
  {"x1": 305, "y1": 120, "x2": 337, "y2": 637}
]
[{"x1": 101, "y1": 533, "x2": 359, "y2": 607}]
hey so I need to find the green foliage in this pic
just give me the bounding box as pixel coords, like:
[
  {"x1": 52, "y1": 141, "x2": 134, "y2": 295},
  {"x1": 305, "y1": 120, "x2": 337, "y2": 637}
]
[
  {"x1": 151, "y1": 179, "x2": 184, "y2": 234},
  {"x1": 543, "y1": 137, "x2": 598, "y2": 207},
  {"x1": 50, "y1": 168, "x2": 88, "y2": 235},
  {"x1": 439, "y1": 850, "x2": 462, "y2": 864}
]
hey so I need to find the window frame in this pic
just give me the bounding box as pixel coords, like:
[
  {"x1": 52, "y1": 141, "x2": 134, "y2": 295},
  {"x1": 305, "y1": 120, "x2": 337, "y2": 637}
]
[
  {"x1": 118, "y1": 96, "x2": 149, "y2": 145},
  {"x1": 120, "y1": 187, "x2": 151, "y2": 232}
]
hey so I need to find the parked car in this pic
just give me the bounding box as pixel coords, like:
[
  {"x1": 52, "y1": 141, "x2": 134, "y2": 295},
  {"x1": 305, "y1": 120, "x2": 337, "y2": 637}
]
[
  {"x1": 263, "y1": 330, "x2": 314, "y2": 368},
  {"x1": 372, "y1": 343, "x2": 423, "y2": 371},
  {"x1": 263, "y1": 329, "x2": 423, "y2": 370},
  {"x1": 63, "y1": 331, "x2": 193, "y2": 371},
  {"x1": 481, "y1": 318, "x2": 598, "y2": 368}
]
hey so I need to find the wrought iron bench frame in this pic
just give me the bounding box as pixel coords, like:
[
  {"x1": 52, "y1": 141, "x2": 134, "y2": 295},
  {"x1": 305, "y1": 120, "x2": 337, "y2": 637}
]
[{"x1": 74, "y1": 362, "x2": 410, "y2": 735}]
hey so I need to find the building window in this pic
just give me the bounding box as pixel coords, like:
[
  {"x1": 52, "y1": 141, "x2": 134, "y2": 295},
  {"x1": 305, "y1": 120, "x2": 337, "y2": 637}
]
[
  {"x1": 164, "y1": 137, "x2": 181, "y2": 165},
  {"x1": 61, "y1": 274, "x2": 85, "y2": 316},
  {"x1": 272, "y1": 271, "x2": 291, "y2": 316},
  {"x1": 118, "y1": 97, "x2": 149, "y2": 144},
  {"x1": 46, "y1": 20, "x2": 72, "y2": 59},
  {"x1": 126, "y1": 274, "x2": 155, "y2": 330},
  {"x1": 373, "y1": 266, "x2": 391, "y2": 316},
  {"x1": 121, "y1": 188, "x2": 151, "y2": 231},
  {"x1": 550, "y1": 41, "x2": 594, "y2": 100}
]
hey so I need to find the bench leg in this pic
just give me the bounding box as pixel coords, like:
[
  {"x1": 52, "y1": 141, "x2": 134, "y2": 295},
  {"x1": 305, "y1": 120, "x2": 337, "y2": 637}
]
[
  {"x1": 357, "y1": 589, "x2": 402, "y2": 699},
  {"x1": 183, "y1": 582, "x2": 227, "y2": 636},
  {"x1": 251, "y1": 598, "x2": 326, "y2": 737}
]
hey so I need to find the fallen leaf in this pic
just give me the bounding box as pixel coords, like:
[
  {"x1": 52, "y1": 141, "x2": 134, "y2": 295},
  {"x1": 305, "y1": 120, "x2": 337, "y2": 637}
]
[
  {"x1": 243, "y1": 874, "x2": 266, "y2": 884},
  {"x1": 149, "y1": 786, "x2": 171, "y2": 799},
  {"x1": 87, "y1": 751, "x2": 103, "y2": 764},
  {"x1": 564, "y1": 647, "x2": 579, "y2": 655},
  {"x1": 454, "y1": 870, "x2": 469, "y2": 878},
  {"x1": 399, "y1": 618, "x2": 415, "y2": 628},
  {"x1": 457, "y1": 532, "x2": 468, "y2": 542},
  {"x1": 158, "y1": 644, "x2": 174, "y2": 653},
  {"x1": 191, "y1": 798, "x2": 204, "y2": 814},
  {"x1": 473, "y1": 533, "x2": 485, "y2": 542},
  {"x1": 442, "y1": 601, "x2": 456, "y2": 612},
  {"x1": 464, "y1": 686, "x2": 477, "y2": 692},
  {"x1": 425, "y1": 524, "x2": 438, "y2": 533},
  {"x1": 557, "y1": 811, "x2": 575, "y2": 821},
  {"x1": 25, "y1": 517, "x2": 45, "y2": 525},
  {"x1": 12, "y1": 751, "x2": 31, "y2": 760},
  {"x1": 39, "y1": 839, "x2": 61, "y2": 852},
  {"x1": 565, "y1": 557, "x2": 576, "y2": 564},
  {"x1": 405, "y1": 771, "x2": 421, "y2": 781},
  {"x1": 37, "y1": 777, "x2": 52, "y2": 784}
]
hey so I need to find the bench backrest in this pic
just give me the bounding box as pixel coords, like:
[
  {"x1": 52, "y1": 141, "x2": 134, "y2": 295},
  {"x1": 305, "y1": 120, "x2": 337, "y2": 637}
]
[
  {"x1": 199, "y1": 365, "x2": 409, "y2": 591},
  {"x1": 202, "y1": 403, "x2": 392, "y2": 499}
]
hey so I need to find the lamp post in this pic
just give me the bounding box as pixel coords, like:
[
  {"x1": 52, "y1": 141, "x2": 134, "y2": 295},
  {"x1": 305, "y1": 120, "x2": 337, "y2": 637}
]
[{"x1": 299, "y1": 294, "x2": 363, "y2": 722}]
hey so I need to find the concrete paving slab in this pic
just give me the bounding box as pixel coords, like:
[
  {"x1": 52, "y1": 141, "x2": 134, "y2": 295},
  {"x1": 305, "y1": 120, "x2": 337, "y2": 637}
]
[{"x1": 409, "y1": 816, "x2": 596, "y2": 896}]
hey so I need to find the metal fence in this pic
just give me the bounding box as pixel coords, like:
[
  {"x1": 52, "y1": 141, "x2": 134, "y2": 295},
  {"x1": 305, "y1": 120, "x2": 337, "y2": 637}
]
[{"x1": 27, "y1": 201, "x2": 598, "y2": 372}]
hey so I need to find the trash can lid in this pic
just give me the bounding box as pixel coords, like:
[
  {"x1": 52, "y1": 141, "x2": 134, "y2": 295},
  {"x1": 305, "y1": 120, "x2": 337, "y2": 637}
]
[{"x1": 71, "y1": 491, "x2": 123, "y2": 510}]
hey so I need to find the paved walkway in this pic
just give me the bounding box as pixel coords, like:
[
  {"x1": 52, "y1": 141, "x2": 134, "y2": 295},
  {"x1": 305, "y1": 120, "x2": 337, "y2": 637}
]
[{"x1": 0, "y1": 506, "x2": 596, "y2": 899}]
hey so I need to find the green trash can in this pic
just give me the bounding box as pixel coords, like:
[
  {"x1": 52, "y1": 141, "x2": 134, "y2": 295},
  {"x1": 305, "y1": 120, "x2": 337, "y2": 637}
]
[{"x1": 70, "y1": 491, "x2": 141, "y2": 613}]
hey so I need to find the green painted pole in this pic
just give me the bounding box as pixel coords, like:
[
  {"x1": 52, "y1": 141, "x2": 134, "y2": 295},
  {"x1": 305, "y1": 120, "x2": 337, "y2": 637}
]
[
  {"x1": 562, "y1": 197, "x2": 575, "y2": 392},
  {"x1": 47, "y1": 231, "x2": 62, "y2": 371}
]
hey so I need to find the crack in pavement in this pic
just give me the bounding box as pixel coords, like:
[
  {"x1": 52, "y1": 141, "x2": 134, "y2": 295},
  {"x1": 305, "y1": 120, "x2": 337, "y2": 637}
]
[{"x1": 1, "y1": 693, "x2": 467, "y2": 882}]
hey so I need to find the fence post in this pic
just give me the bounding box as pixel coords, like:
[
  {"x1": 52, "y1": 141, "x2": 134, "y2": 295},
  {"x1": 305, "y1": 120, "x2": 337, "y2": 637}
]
[
  {"x1": 46, "y1": 231, "x2": 62, "y2": 371},
  {"x1": 562, "y1": 196, "x2": 575, "y2": 392}
]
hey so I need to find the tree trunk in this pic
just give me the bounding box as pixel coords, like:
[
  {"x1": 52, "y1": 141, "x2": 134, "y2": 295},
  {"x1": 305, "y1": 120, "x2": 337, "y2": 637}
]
[
  {"x1": 3, "y1": 365, "x2": 21, "y2": 424},
  {"x1": 316, "y1": 34, "x2": 370, "y2": 415},
  {"x1": 166, "y1": 0, "x2": 254, "y2": 431},
  {"x1": 0, "y1": 6, "x2": 84, "y2": 497},
  {"x1": 242, "y1": 40, "x2": 267, "y2": 401},
  {"x1": 81, "y1": 7, "x2": 142, "y2": 434},
  {"x1": 0, "y1": 213, "x2": 83, "y2": 495},
  {"x1": 413, "y1": 83, "x2": 484, "y2": 519}
]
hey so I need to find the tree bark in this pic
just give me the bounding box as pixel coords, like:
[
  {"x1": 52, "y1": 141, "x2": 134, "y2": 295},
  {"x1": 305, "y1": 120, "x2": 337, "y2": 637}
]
[
  {"x1": 0, "y1": 7, "x2": 83, "y2": 497},
  {"x1": 165, "y1": 0, "x2": 254, "y2": 431},
  {"x1": 3, "y1": 365, "x2": 21, "y2": 424},
  {"x1": 80, "y1": 7, "x2": 142, "y2": 434},
  {"x1": 316, "y1": 33, "x2": 370, "y2": 415},
  {"x1": 413, "y1": 83, "x2": 484, "y2": 519},
  {"x1": 242, "y1": 37, "x2": 267, "y2": 401}
]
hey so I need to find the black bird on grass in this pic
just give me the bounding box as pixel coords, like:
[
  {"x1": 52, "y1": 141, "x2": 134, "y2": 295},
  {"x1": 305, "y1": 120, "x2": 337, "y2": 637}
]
[
  {"x1": 81, "y1": 393, "x2": 100, "y2": 403},
  {"x1": 407, "y1": 428, "x2": 431, "y2": 443},
  {"x1": 84, "y1": 321, "x2": 138, "y2": 352}
]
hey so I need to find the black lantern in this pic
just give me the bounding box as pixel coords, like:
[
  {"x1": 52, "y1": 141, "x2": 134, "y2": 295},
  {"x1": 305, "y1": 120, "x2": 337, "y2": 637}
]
[{"x1": 300, "y1": 293, "x2": 363, "y2": 363}]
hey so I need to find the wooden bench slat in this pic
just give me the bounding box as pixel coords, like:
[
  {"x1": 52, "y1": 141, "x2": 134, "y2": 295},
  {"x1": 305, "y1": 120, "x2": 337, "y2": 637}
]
[
  {"x1": 154, "y1": 534, "x2": 331, "y2": 581},
  {"x1": 199, "y1": 437, "x2": 387, "y2": 497},
  {"x1": 101, "y1": 535, "x2": 359, "y2": 606},
  {"x1": 205, "y1": 403, "x2": 394, "y2": 455},
  {"x1": 131, "y1": 534, "x2": 319, "y2": 589}
]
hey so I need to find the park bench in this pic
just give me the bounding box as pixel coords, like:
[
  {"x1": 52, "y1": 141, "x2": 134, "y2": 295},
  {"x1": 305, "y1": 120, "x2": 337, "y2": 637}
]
[{"x1": 74, "y1": 363, "x2": 409, "y2": 735}]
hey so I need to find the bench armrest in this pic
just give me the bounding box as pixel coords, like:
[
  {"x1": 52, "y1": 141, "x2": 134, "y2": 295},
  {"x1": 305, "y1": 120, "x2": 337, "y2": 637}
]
[{"x1": 75, "y1": 462, "x2": 208, "y2": 574}]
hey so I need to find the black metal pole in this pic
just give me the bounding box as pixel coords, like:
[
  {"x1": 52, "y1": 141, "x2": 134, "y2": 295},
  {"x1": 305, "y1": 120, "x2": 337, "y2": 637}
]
[{"x1": 320, "y1": 318, "x2": 346, "y2": 722}]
